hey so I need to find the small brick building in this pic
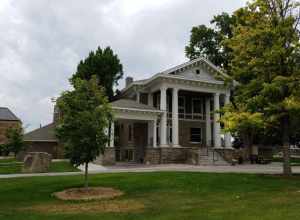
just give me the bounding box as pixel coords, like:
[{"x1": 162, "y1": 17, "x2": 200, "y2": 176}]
[
  {"x1": 23, "y1": 123, "x2": 64, "y2": 159},
  {"x1": 0, "y1": 107, "x2": 21, "y2": 145}
]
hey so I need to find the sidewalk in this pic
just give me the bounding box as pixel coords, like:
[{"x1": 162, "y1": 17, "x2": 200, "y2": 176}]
[{"x1": 0, "y1": 162, "x2": 299, "y2": 179}]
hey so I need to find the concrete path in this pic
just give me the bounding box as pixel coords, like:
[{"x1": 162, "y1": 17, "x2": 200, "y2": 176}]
[{"x1": 0, "y1": 162, "x2": 300, "y2": 179}]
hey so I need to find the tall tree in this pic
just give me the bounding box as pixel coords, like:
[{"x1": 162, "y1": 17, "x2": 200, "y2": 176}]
[
  {"x1": 56, "y1": 76, "x2": 112, "y2": 188},
  {"x1": 227, "y1": 0, "x2": 300, "y2": 176},
  {"x1": 185, "y1": 13, "x2": 236, "y2": 70},
  {"x1": 71, "y1": 46, "x2": 123, "y2": 100}
]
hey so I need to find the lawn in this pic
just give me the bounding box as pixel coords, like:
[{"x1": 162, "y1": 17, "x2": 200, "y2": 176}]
[
  {"x1": 0, "y1": 172, "x2": 300, "y2": 220},
  {"x1": 273, "y1": 157, "x2": 300, "y2": 166},
  {"x1": 0, "y1": 160, "x2": 80, "y2": 174}
]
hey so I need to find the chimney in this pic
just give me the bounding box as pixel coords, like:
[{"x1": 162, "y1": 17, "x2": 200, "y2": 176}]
[
  {"x1": 126, "y1": 77, "x2": 133, "y2": 87},
  {"x1": 53, "y1": 104, "x2": 60, "y2": 124}
]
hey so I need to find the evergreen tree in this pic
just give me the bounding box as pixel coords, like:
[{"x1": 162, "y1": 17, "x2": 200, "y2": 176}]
[{"x1": 71, "y1": 46, "x2": 123, "y2": 100}]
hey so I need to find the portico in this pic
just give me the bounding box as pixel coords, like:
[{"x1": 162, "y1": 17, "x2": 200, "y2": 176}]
[{"x1": 99, "y1": 57, "x2": 235, "y2": 165}]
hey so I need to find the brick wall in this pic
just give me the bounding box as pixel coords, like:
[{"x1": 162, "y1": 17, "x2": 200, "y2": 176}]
[{"x1": 0, "y1": 121, "x2": 21, "y2": 144}]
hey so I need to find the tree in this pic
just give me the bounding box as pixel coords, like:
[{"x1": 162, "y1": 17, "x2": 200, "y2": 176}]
[
  {"x1": 185, "y1": 13, "x2": 236, "y2": 70},
  {"x1": 221, "y1": 104, "x2": 264, "y2": 155},
  {"x1": 4, "y1": 125, "x2": 25, "y2": 157},
  {"x1": 226, "y1": 0, "x2": 300, "y2": 176},
  {"x1": 71, "y1": 46, "x2": 123, "y2": 100},
  {"x1": 56, "y1": 76, "x2": 113, "y2": 188}
]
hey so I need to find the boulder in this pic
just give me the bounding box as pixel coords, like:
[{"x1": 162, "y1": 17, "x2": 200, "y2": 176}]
[{"x1": 22, "y1": 152, "x2": 52, "y2": 173}]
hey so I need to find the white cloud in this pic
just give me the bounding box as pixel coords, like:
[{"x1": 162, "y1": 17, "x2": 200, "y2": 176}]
[{"x1": 0, "y1": 0, "x2": 247, "y2": 132}]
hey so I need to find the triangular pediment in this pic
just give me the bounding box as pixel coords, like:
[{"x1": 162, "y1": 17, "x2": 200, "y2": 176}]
[{"x1": 162, "y1": 58, "x2": 228, "y2": 83}]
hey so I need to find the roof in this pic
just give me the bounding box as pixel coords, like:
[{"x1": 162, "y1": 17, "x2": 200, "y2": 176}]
[
  {"x1": 122, "y1": 57, "x2": 232, "y2": 93},
  {"x1": 24, "y1": 123, "x2": 58, "y2": 142},
  {"x1": 111, "y1": 99, "x2": 160, "y2": 111},
  {"x1": 0, "y1": 107, "x2": 20, "y2": 121}
]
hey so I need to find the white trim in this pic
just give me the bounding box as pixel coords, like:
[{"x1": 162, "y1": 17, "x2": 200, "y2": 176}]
[
  {"x1": 112, "y1": 106, "x2": 163, "y2": 114},
  {"x1": 121, "y1": 57, "x2": 233, "y2": 94}
]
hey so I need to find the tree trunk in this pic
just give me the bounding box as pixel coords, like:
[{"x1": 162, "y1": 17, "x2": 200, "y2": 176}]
[
  {"x1": 84, "y1": 162, "x2": 89, "y2": 188},
  {"x1": 282, "y1": 116, "x2": 292, "y2": 176}
]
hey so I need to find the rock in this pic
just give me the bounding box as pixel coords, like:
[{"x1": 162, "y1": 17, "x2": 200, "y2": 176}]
[{"x1": 22, "y1": 152, "x2": 52, "y2": 173}]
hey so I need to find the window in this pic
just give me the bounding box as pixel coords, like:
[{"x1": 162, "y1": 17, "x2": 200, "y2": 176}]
[
  {"x1": 196, "y1": 69, "x2": 200, "y2": 74},
  {"x1": 190, "y1": 128, "x2": 202, "y2": 143},
  {"x1": 128, "y1": 124, "x2": 133, "y2": 142},
  {"x1": 178, "y1": 96, "x2": 185, "y2": 117},
  {"x1": 192, "y1": 99, "x2": 202, "y2": 114}
]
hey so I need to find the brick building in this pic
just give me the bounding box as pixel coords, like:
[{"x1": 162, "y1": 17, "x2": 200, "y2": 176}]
[{"x1": 0, "y1": 107, "x2": 21, "y2": 145}]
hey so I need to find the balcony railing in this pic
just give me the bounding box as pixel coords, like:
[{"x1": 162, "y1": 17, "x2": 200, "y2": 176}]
[{"x1": 167, "y1": 112, "x2": 204, "y2": 121}]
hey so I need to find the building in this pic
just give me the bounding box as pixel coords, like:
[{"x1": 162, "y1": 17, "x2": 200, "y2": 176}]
[
  {"x1": 97, "y1": 57, "x2": 234, "y2": 165},
  {"x1": 23, "y1": 106, "x2": 63, "y2": 159},
  {"x1": 0, "y1": 107, "x2": 21, "y2": 145}
]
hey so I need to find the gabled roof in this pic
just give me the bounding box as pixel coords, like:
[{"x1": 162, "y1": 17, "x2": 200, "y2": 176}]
[
  {"x1": 122, "y1": 57, "x2": 231, "y2": 93},
  {"x1": 111, "y1": 99, "x2": 160, "y2": 111},
  {"x1": 24, "y1": 123, "x2": 57, "y2": 142},
  {"x1": 0, "y1": 107, "x2": 20, "y2": 121}
]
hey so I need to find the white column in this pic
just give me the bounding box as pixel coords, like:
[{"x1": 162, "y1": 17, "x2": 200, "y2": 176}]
[
  {"x1": 148, "y1": 93, "x2": 153, "y2": 106},
  {"x1": 136, "y1": 91, "x2": 140, "y2": 103},
  {"x1": 172, "y1": 88, "x2": 179, "y2": 147},
  {"x1": 105, "y1": 127, "x2": 109, "y2": 147},
  {"x1": 205, "y1": 97, "x2": 212, "y2": 147},
  {"x1": 160, "y1": 86, "x2": 168, "y2": 147},
  {"x1": 148, "y1": 121, "x2": 153, "y2": 147},
  {"x1": 213, "y1": 93, "x2": 221, "y2": 148},
  {"x1": 153, "y1": 119, "x2": 157, "y2": 148},
  {"x1": 109, "y1": 121, "x2": 115, "y2": 148},
  {"x1": 224, "y1": 93, "x2": 232, "y2": 148}
]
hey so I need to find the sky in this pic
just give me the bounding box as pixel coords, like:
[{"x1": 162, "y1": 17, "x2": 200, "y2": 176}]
[{"x1": 0, "y1": 0, "x2": 246, "y2": 132}]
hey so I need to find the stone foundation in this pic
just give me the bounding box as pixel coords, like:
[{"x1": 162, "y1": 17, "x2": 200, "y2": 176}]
[
  {"x1": 94, "y1": 148, "x2": 116, "y2": 166},
  {"x1": 144, "y1": 148, "x2": 161, "y2": 164},
  {"x1": 145, "y1": 147, "x2": 200, "y2": 165},
  {"x1": 214, "y1": 148, "x2": 235, "y2": 163}
]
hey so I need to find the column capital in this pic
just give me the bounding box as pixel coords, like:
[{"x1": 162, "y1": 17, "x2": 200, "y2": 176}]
[
  {"x1": 160, "y1": 86, "x2": 167, "y2": 91},
  {"x1": 172, "y1": 87, "x2": 179, "y2": 92},
  {"x1": 214, "y1": 92, "x2": 220, "y2": 98}
]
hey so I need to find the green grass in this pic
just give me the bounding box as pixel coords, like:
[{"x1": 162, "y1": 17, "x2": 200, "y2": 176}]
[
  {"x1": 48, "y1": 161, "x2": 80, "y2": 172},
  {"x1": 0, "y1": 172, "x2": 300, "y2": 220},
  {"x1": 273, "y1": 157, "x2": 300, "y2": 166},
  {"x1": 0, "y1": 160, "x2": 80, "y2": 174},
  {"x1": 0, "y1": 158, "x2": 17, "y2": 163}
]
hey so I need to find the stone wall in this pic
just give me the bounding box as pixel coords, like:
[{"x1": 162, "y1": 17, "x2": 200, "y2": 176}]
[
  {"x1": 19, "y1": 141, "x2": 64, "y2": 160},
  {"x1": 161, "y1": 147, "x2": 188, "y2": 164},
  {"x1": 145, "y1": 147, "x2": 200, "y2": 164},
  {"x1": 144, "y1": 148, "x2": 161, "y2": 164},
  {"x1": 94, "y1": 148, "x2": 116, "y2": 166},
  {"x1": 214, "y1": 148, "x2": 235, "y2": 163}
]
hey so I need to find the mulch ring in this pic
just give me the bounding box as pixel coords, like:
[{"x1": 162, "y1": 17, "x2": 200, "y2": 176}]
[
  {"x1": 24, "y1": 200, "x2": 145, "y2": 214},
  {"x1": 53, "y1": 187, "x2": 124, "y2": 201}
]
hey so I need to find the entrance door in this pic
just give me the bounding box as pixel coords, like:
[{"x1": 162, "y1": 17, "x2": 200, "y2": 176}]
[{"x1": 134, "y1": 123, "x2": 148, "y2": 163}]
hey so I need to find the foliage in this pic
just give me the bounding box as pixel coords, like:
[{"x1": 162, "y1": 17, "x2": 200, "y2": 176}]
[
  {"x1": 71, "y1": 46, "x2": 123, "y2": 100},
  {"x1": 4, "y1": 125, "x2": 26, "y2": 156},
  {"x1": 226, "y1": 0, "x2": 300, "y2": 175},
  {"x1": 56, "y1": 76, "x2": 113, "y2": 187},
  {"x1": 185, "y1": 12, "x2": 236, "y2": 70},
  {"x1": 221, "y1": 104, "x2": 264, "y2": 148}
]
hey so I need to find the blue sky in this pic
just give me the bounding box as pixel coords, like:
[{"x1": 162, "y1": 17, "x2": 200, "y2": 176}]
[{"x1": 0, "y1": 0, "x2": 246, "y2": 131}]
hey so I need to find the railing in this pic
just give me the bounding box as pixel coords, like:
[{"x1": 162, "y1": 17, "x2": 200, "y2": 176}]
[{"x1": 167, "y1": 112, "x2": 206, "y2": 121}]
